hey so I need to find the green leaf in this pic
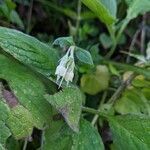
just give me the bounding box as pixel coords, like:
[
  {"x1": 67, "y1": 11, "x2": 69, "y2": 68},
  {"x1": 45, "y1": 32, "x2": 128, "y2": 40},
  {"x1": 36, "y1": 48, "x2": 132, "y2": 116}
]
[
  {"x1": 44, "y1": 87, "x2": 83, "y2": 132},
  {"x1": 0, "y1": 144, "x2": 5, "y2": 150},
  {"x1": 82, "y1": 0, "x2": 116, "y2": 25},
  {"x1": 0, "y1": 54, "x2": 52, "y2": 130},
  {"x1": 43, "y1": 119, "x2": 73, "y2": 150},
  {"x1": 43, "y1": 119, "x2": 104, "y2": 150},
  {"x1": 99, "y1": 33, "x2": 112, "y2": 49},
  {"x1": 109, "y1": 115, "x2": 150, "y2": 150},
  {"x1": 100, "y1": 0, "x2": 117, "y2": 17},
  {"x1": 10, "y1": 10, "x2": 24, "y2": 29},
  {"x1": 109, "y1": 63, "x2": 120, "y2": 76},
  {"x1": 126, "y1": 0, "x2": 150, "y2": 20},
  {"x1": 53, "y1": 36, "x2": 75, "y2": 49},
  {"x1": 0, "y1": 100, "x2": 11, "y2": 147},
  {"x1": 80, "y1": 65, "x2": 110, "y2": 95},
  {"x1": 75, "y1": 47, "x2": 94, "y2": 66},
  {"x1": 0, "y1": 99, "x2": 10, "y2": 122},
  {"x1": 114, "y1": 89, "x2": 144, "y2": 115},
  {"x1": 6, "y1": 136, "x2": 20, "y2": 150},
  {"x1": 132, "y1": 77, "x2": 150, "y2": 88},
  {"x1": 104, "y1": 60, "x2": 150, "y2": 79},
  {"x1": 0, "y1": 121, "x2": 11, "y2": 146},
  {"x1": 115, "y1": 76, "x2": 150, "y2": 115},
  {"x1": 0, "y1": 27, "x2": 59, "y2": 76},
  {"x1": 142, "y1": 88, "x2": 150, "y2": 100},
  {"x1": 72, "y1": 119, "x2": 104, "y2": 150},
  {"x1": 7, "y1": 106, "x2": 34, "y2": 139}
]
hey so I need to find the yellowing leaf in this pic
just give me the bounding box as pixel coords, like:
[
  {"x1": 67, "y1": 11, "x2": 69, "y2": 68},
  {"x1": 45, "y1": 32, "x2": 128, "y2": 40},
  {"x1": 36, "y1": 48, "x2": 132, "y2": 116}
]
[{"x1": 81, "y1": 65, "x2": 110, "y2": 95}]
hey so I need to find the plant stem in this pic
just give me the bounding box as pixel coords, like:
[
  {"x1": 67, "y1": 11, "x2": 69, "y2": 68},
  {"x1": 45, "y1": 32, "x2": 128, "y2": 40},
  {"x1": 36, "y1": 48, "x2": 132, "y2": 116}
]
[
  {"x1": 82, "y1": 106, "x2": 106, "y2": 117},
  {"x1": 106, "y1": 19, "x2": 129, "y2": 58},
  {"x1": 26, "y1": 0, "x2": 33, "y2": 34},
  {"x1": 139, "y1": 92, "x2": 150, "y2": 116},
  {"x1": 107, "y1": 73, "x2": 136, "y2": 104},
  {"x1": 126, "y1": 29, "x2": 140, "y2": 63},
  {"x1": 75, "y1": 0, "x2": 81, "y2": 41},
  {"x1": 103, "y1": 60, "x2": 150, "y2": 79},
  {"x1": 23, "y1": 138, "x2": 28, "y2": 150},
  {"x1": 91, "y1": 91, "x2": 107, "y2": 126},
  {"x1": 40, "y1": 129, "x2": 45, "y2": 150},
  {"x1": 141, "y1": 14, "x2": 146, "y2": 55},
  {"x1": 106, "y1": 25, "x2": 116, "y2": 45}
]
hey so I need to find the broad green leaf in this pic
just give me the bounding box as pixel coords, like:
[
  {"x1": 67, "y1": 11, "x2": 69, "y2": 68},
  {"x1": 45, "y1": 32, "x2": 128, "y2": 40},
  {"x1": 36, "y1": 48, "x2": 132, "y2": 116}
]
[
  {"x1": 0, "y1": 27, "x2": 59, "y2": 76},
  {"x1": 75, "y1": 47, "x2": 94, "y2": 66},
  {"x1": 53, "y1": 36, "x2": 75, "y2": 48},
  {"x1": 44, "y1": 87, "x2": 83, "y2": 132},
  {"x1": 81, "y1": 65, "x2": 110, "y2": 95},
  {"x1": 82, "y1": 0, "x2": 116, "y2": 25},
  {"x1": 126, "y1": 0, "x2": 150, "y2": 20},
  {"x1": 72, "y1": 119, "x2": 104, "y2": 150},
  {"x1": 0, "y1": 54, "x2": 52, "y2": 130},
  {"x1": 115, "y1": 75, "x2": 150, "y2": 115},
  {"x1": 43, "y1": 119, "x2": 104, "y2": 150},
  {"x1": 109, "y1": 115, "x2": 150, "y2": 150},
  {"x1": 43, "y1": 119, "x2": 73, "y2": 150},
  {"x1": 114, "y1": 89, "x2": 144, "y2": 115},
  {"x1": 7, "y1": 106, "x2": 34, "y2": 139}
]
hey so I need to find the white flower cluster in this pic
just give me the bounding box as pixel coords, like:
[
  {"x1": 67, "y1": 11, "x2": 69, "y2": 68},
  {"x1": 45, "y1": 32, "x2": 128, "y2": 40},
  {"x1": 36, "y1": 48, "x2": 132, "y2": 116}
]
[{"x1": 55, "y1": 46, "x2": 75, "y2": 88}]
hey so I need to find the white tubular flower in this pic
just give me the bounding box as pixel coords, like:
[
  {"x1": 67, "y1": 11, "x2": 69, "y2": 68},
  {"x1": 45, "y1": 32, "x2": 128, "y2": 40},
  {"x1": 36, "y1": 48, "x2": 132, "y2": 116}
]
[{"x1": 55, "y1": 46, "x2": 75, "y2": 88}]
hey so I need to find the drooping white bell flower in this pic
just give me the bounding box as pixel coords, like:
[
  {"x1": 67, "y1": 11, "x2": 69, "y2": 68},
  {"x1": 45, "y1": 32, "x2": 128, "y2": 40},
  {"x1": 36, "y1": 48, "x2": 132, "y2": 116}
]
[{"x1": 55, "y1": 46, "x2": 75, "y2": 88}]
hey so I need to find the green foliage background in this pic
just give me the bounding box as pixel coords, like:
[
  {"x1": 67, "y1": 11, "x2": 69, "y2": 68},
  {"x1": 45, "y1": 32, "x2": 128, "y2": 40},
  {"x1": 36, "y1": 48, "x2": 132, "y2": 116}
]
[{"x1": 0, "y1": 0, "x2": 150, "y2": 150}]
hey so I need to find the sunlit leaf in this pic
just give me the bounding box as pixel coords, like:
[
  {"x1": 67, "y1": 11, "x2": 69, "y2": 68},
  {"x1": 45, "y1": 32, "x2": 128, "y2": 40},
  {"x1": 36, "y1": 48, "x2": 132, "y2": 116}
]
[
  {"x1": 127, "y1": 0, "x2": 150, "y2": 20},
  {"x1": 82, "y1": 0, "x2": 116, "y2": 25},
  {"x1": 81, "y1": 65, "x2": 110, "y2": 95}
]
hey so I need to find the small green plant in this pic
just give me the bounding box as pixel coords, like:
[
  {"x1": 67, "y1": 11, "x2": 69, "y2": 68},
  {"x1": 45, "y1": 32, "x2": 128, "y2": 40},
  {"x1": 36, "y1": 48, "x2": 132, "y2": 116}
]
[{"x1": 0, "y1": 0, "x2": 150, "y2": 150}]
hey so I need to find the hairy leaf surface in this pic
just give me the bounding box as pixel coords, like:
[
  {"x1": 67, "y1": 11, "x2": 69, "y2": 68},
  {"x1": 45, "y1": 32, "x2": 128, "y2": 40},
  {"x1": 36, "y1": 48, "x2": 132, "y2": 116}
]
[
  {"x1": 45, "y1": 87, "x2": 82, "y2": 132},
  {"x1": 43, "y1": 119, "x2": 104, "y2": 150},
  {"x1": 109, "y1": 115, "x2": 150, "y2": 150},
  {"x1": 0, "y1": 27, "x2": 59, "y2": 76}
]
